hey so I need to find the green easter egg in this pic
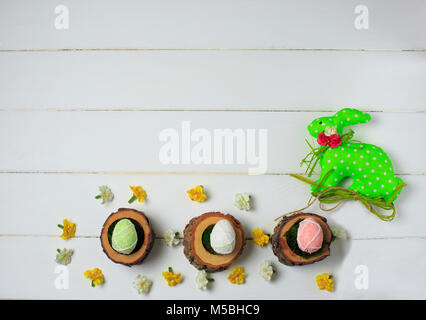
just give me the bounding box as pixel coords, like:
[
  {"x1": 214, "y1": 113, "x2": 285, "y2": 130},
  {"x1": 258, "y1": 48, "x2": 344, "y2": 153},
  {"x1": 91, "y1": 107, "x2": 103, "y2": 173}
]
[{"x1": 111, "y1": 219, "x2": 138, "y2": 254}]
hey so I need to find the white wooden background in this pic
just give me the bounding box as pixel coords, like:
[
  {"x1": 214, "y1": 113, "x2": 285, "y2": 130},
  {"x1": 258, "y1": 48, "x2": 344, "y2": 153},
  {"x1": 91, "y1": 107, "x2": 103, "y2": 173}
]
[{"x1": 0, "y1": 0, "x2": 425, "y2": 300}]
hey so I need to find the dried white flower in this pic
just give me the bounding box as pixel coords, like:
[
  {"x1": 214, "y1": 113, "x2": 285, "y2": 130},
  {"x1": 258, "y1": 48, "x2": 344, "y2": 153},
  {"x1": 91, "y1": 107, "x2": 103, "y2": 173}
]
[
  {"x1": 164, "y1": 229, "x2": 181, "y2": 247},
  {"x1": 330, "y1": 225, "x2": 348, "y2": 240},
  {"x1": 133, "y1": 275, "x2": 152, "y2": 294},
  {"x1": 55, "y1": 248, "x2": 74, "y2": 265},
  {"x1": 234, "y1": 193, "x2": 251, "y2": 211},
  {"x1": 196, "y1": 270, "x2": 213, "y2": 290},
  {"x1": 96, "y1": 185, "x2": 114, "y2": 204},
  {"x1": 259, "y1": 260, "x2": 275, "y2": 281}
]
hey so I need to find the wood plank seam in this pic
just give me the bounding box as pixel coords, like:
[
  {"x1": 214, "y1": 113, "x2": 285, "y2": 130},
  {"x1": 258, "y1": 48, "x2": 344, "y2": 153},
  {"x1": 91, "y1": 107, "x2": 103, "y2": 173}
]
[
  {"x1": 1, "y1": 48, "x2": 425, "y2": 53},
  {"x1": 1, "y1": 234, "x2": 425, "y2": 240},
  {"x1": 0, "y1": 171, "x2": 421, "y2": 176},
  {"x1": 1, "y1": 109, "x2": 426, "y2": 113}
]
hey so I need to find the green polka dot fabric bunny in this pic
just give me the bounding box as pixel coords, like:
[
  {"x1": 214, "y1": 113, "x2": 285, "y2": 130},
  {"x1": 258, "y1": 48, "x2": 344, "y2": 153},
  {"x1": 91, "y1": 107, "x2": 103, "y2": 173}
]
[{"x1": 290, "y1": 108, "x2": 406, "y2": 221}]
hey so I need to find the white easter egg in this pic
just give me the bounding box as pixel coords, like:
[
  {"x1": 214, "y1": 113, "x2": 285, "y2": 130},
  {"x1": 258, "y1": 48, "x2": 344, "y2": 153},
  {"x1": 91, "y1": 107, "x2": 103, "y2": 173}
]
[{"x1": 210, "y1": 219, "x2": 236, "y2": 254}]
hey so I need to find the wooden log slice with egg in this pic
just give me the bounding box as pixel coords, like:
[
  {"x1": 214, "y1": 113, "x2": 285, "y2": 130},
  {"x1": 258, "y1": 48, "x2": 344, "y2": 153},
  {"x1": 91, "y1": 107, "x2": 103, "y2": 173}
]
[
  {"x1": 100, "y1": 208, "x2": 155, "y2": 266},
  {"x1": 271, "y1": 212, "x2": 332, "y2": 266},
  {"x1": 183, "y1": 212, "x2": 245, "y2": 272}
]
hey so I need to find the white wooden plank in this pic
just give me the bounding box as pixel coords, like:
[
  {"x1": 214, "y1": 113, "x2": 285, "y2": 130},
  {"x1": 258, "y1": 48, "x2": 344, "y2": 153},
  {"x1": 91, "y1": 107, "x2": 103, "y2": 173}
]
[
  {"x1": 0, "y1": 111, "x2": 424, "y2": 173},
  {"x1": 0, "y1": 0, "x2": 425, "y2": 50},
  {"x1": 0, "y1": 173, "x2": 421, "y2": 238},
  {"x1": 0, "y1": 51, "x2": 425, "y2": 111},
  {"x1": 0, "y1": 236, "x2": 424, "y2": 299}
]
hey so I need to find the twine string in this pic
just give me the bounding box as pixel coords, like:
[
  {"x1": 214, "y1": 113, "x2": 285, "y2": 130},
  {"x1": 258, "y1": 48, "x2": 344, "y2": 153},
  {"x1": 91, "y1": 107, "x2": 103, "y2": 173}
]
[{"x1": 275, "y1": 174, "x2": 406, "y2": 222}]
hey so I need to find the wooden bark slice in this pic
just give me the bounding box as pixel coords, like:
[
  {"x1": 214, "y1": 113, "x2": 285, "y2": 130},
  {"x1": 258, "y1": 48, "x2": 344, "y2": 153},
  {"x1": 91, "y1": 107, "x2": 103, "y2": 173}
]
[
  {"x1": 271, "y1": 213, "x2": 332, "y2": 266},
  {"x1": 183, "y1": 212, "x2": 245, "y2": 273},
  {"x1": 100, "y1": 208, "x2": 155, "y2": 266}
]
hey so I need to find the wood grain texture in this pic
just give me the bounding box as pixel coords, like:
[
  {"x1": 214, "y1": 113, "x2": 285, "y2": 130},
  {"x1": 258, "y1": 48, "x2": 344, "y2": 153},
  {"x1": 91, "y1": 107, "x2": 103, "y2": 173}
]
[
  {"x1": 0, "y1": 0, "x2": 424, "y2": 300},
  {"x1": 0, "y1": 111, "x2": 424, "y2": 173},
  {"x1": 0, "y1": 237, "x2": 425, "y2": 299},
  {"x1": 0, "y1": 173, "x2": 422, "y2": 238},
  {"x1": 1, "y1": 0, "x2": 425, "y2": 50},
  {"x1": 0, "y1": 51, "x2": 425, "y2": 110}
]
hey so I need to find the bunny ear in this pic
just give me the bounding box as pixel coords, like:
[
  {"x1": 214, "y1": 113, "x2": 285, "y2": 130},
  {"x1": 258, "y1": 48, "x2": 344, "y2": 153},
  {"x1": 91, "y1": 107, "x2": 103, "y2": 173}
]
[{"x1": 333, "y1": 108, "x2": 371, "y2": 128}]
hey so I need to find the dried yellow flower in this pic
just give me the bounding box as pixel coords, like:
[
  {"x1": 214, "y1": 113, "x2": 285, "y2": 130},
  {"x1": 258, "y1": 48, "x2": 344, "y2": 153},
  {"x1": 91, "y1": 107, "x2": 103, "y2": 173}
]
[
  {"x1": 129, "y1": 185, "x2": 147, "y2": 203},
  {"x1": 84, "y1": 268, "x2": 105, "y2": 287},
  {"x1": 187, "y1": 185, "x2": 207, "y2": 202},
  {"x1": 58, "y1": 219, "x2": 76, "y2": 240},
  {"x1": 316, "y1": 273, "x2": 334, "y2": 292},
  {"x1": 228, "y1": 266, "x2": 246, "y2": 285},
  {"x1": 186, "y1": 186, "x2": 207, "y2": 202},
  {"x1": 252, "y1": 228, "x2": 269, "y2": 247},
  {"x1": 162, "y1": 267, "x2": 182, "y2": 287}
]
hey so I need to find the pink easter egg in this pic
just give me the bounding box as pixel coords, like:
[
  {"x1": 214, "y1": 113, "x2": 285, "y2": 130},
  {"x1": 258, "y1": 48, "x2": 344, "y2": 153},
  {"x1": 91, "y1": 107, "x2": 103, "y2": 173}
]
[{"x1": 296, "y1": 218, "x2": 323, "y2": 254}]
